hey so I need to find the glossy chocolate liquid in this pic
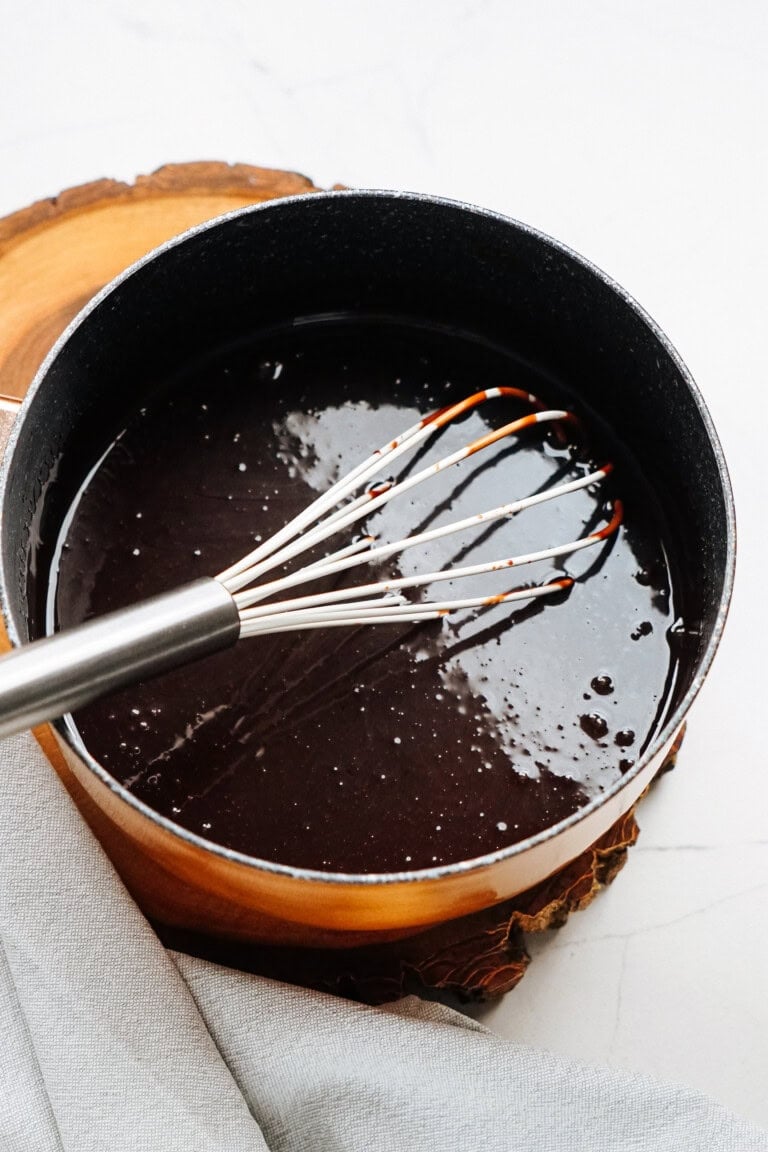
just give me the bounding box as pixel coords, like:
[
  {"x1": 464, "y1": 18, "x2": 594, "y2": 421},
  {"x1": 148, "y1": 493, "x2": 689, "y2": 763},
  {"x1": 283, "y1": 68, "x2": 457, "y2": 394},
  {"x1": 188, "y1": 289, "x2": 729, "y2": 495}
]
[{"x1": 53, "y1": 319, "x2": 683, "y2": 873}]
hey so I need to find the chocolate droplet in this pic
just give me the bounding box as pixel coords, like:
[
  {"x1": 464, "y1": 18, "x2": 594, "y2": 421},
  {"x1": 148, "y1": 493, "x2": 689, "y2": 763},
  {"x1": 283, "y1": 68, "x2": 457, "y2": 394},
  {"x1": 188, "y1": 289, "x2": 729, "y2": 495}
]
[{"x1": 580, "y1": 713, "x2": 609, "y2": 740}]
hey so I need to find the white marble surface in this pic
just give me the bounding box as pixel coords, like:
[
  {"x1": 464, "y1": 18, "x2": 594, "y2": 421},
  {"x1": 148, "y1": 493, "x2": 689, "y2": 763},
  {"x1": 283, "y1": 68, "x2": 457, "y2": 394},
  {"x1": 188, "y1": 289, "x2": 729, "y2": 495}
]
[{"x1": 1, "y1": 0, "x2": 766, "y2": 1131}]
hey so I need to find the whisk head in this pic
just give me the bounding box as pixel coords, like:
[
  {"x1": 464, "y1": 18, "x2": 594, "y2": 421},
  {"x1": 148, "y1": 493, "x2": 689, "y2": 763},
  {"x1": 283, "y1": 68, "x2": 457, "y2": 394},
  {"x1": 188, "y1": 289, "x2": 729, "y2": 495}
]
[{"x1": 214, "y1": 387, "x2": 622, "y2": 638}]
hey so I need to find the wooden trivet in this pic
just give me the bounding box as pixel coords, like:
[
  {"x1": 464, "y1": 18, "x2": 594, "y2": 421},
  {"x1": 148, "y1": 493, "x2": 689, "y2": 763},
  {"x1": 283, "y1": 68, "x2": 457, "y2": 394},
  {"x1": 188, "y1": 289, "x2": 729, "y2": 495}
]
[
  {"x1": 0, "y1": 161, "x2": 321, "y2": 399},
  {"x1": 0, "y1": 162, "x2": 683, "y2": 1005}
]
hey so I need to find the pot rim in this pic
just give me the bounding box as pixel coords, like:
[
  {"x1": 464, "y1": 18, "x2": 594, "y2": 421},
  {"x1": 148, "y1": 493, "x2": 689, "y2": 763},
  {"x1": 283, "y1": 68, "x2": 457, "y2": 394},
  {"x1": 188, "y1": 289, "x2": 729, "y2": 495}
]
[{"x1": 0, "y1": 188, "x2": 737, "y2": 889}]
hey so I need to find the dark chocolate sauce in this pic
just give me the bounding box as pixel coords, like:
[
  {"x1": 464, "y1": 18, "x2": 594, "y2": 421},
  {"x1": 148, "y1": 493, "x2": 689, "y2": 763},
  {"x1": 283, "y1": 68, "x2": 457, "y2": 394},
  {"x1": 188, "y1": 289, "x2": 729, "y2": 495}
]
[{"x1": 53, "y1": 319, "x2": 684, "y2": 873}]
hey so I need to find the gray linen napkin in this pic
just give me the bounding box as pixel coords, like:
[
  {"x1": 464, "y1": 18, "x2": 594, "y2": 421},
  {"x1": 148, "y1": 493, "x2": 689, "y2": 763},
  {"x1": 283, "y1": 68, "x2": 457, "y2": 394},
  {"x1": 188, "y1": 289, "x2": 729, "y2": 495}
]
[{"x1": 1, "y1": 730, "x2": 765, "y2": 1152}]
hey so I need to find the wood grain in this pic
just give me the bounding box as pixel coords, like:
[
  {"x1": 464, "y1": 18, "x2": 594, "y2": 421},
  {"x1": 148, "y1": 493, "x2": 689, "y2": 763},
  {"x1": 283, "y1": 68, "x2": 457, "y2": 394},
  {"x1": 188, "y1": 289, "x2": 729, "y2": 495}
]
[{"x1": 0, "y1": 161, "x2": 319, "y2": 400}]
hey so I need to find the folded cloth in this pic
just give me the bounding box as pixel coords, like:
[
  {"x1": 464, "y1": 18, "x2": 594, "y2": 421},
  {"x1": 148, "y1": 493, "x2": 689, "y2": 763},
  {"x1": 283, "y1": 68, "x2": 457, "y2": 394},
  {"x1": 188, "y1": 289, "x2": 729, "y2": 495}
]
[{"x1": 1, "y1": 731, "x2": 765, "y2": 1152}]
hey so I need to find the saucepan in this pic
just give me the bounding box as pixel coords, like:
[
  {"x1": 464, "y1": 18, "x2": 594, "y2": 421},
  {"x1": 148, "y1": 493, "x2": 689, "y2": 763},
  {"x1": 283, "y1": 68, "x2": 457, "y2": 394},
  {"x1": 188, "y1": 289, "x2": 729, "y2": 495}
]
[{"x1": 0, "y1": 191, "x2": 735, "y2": 946}]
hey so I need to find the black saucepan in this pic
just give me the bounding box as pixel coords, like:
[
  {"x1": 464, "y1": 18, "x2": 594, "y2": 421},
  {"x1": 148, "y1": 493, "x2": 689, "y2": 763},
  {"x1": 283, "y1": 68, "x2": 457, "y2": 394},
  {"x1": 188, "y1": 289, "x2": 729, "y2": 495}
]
[{"x1": 0, "y1": 192, "x2": 735, "y2": 945}]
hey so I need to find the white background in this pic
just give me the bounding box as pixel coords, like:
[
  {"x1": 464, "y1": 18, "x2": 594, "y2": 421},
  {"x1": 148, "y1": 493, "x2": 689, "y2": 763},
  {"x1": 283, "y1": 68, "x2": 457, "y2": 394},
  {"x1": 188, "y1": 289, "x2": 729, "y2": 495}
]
[{"x1": 1, "y1": 0, "x2": 766, "y2": 1129}]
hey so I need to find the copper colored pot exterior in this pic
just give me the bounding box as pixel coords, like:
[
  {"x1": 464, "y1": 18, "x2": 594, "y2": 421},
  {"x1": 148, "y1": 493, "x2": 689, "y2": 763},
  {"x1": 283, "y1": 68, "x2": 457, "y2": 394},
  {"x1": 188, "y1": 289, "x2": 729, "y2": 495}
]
[
  {"x1": 38, "y1": 720, "x2": 674, "y2": 945},
  {"x1": 0, "y1": 192, "x2": 735, "y2": 948}
]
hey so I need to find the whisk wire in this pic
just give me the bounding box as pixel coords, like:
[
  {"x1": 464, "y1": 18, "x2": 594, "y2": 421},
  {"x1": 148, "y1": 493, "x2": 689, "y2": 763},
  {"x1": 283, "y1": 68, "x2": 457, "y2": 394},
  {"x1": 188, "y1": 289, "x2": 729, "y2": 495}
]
[
  {"x1": 233, "y1": 466, "x2": 614, "y2": 613},
  {"x1": 216, "y1": 386, "x2": 547, "y2": 588},
  {"x1": 220, "y1": 407, "x2": 572, "y2": 596},
  {"x1": 218, "y1": 388, "x2": 622, "y2": 638}
]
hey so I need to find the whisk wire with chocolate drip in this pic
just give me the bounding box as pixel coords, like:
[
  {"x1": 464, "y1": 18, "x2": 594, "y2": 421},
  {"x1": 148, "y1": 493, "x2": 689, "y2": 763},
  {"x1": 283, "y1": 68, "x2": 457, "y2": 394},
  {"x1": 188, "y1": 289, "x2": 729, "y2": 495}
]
[{"x1": 0, "y1": 387, "x2": 621, "y2": 737}]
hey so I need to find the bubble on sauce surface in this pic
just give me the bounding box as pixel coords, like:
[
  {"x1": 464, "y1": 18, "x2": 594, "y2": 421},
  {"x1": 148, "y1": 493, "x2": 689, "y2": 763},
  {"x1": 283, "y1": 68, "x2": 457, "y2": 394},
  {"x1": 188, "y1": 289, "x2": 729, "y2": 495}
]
[{"x1": 579, "y1": 713, "x2": 609, "y2": 740}]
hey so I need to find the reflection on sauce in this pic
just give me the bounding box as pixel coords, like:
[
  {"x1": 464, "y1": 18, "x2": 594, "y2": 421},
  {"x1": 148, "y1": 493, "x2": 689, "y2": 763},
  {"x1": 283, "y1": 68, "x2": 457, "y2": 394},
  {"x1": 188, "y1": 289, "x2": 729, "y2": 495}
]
[{"x1": 54, "y1": 320, "x2": 685, "y2": 873}]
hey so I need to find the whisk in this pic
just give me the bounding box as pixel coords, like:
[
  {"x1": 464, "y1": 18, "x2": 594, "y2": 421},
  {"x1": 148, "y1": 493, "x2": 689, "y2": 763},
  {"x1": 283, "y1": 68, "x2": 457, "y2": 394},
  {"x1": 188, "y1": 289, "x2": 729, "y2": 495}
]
[{"x1": 0, "y1": 387, "x2": 621, "y2": 738}]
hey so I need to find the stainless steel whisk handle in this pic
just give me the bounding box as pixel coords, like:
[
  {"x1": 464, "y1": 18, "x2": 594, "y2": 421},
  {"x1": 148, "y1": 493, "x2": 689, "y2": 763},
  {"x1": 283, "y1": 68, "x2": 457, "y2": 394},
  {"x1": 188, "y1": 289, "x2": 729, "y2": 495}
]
[{"x1": 0, "y1": 578, "x2": 240, "y2": 740}]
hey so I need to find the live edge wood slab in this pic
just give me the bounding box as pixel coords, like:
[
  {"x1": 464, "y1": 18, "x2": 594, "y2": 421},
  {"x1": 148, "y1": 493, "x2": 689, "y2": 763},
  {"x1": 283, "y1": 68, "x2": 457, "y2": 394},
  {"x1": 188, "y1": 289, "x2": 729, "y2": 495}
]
[
  {"x1": 0, "y1": 162, "x2": 683, "y2": 1005},
  {"x1": 0, "y1": 162, "x2": 320, "y2": 400}
]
